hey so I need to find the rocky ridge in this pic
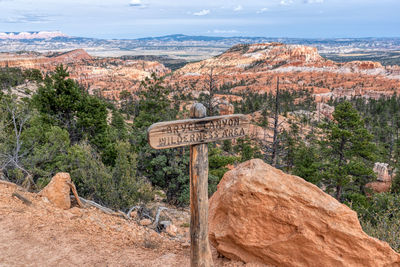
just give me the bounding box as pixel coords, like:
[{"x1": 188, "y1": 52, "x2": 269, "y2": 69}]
[
  {"x1": 169, "y1": 42, "x2": 400, "y2": 101},
  {"x1": 0, "y1": 49, "x2": 170, "y2": 100},
  {"x1": 1, "y1": 43, "x2": 399, "y2": 102}
]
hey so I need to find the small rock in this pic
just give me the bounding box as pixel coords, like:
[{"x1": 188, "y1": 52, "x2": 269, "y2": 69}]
[
  {"x1": 69, "y1": 207, "x2": 82, "y2": 216},
  {"x1": 166, "y1": 224, "x2": 178, "y2": 237},
  {"x1": 129, "y1": 210, "x2": 138, "y2": 219},
  {"x1": 140, "y1": 218, "x2": 152, "y2": 226},
  {"x1": 181, "y1": 242, "x2": 190, "y2": 248},
  {"x1": 39, "y1": 173, "x2": 71, "y2": 209},
  {"x1": 159, "y1": 220, "x2": 171, "y2": 227}
]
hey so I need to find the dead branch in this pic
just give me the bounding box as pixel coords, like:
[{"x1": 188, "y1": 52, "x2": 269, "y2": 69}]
[
  {"x1": 71, "y1": 195, "x2": 114, "y2": 214},
  {"x1": 127, "y1": 205, "x2": 141, "y2": 219},
  {"x1": 117, "y1": 210, "x2": 129, "y2": 220},
  {"x1": 12, "y1": 192, "x2": 32, "y2": 206},
  {"x1": 66, "y1": 181, "x2": 83, "y2": 208},
  {"x1": 151, "y1": 206, "x2": 168, "y2": 228}
]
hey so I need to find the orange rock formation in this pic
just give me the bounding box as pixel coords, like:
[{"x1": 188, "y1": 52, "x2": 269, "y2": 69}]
[
  {"x1": 168, "y1": 43, "x2": 400, "y2": 102},
  {"x1": 0, "y1": 49, "x2": 170, "y2": 100},
  {"x1": 209, "y1": 159, "x2": 400, "y2": 266},
  {"x1": 39, "y1": 173, "x2": 72, "y2": 209},
  {"x1": 1, "y1": 43, "x2": 399, "y2": 105}
]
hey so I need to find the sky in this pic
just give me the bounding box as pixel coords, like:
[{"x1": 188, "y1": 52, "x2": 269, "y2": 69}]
[{"x1": 0, "y1": 0, "x2": 399, "y2": 39}]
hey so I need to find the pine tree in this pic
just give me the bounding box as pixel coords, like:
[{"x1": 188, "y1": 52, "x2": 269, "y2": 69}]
[{"x1": 320, "y1": 101, "x2": 376, "y2": 201}]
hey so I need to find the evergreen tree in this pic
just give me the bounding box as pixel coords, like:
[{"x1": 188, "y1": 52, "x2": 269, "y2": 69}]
[
  {"x1": 33, "y1": 65, "x2": 117, "y2": 165},
  {"x1": 320, "y1": 101, "x2": 376, "y2": 201},
  {"x1": 132, "y1": 73, "x2": 189, "y2": 204},
  {"x1": 33, "y1": 65, "x2": 83, "y2": 133},
  {"x1": 133, "y1": 73, "x2": 175, "y2": 129},
  {"x1": 292, "y1": 144, "x2": 321, "y2": 185}
]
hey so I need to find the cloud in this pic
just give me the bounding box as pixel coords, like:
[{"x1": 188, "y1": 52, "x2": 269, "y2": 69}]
[
  {"x1": 233, "y1": 5, "x2": 243, "y2": 11},
  {"x1": 280, "y1": 0, "x2": 294, "y2": 6},
  {"x1": 1, "y1": 14, "x2": 52, "y2": 23},
  {"x1": 193, "y1": 9, "x2": 210, "y2": 16},
  {"x1": 129, "y1": 0, "x2": 146, "y2": 8},
  {"x1": 304, "y1": 0, "x2": 324, "y2": 3},
  {"x1": 257, "y1": 7, "x2": 269, "y2": 14},
  {"x1": 210, "y1": 29, "x2": 239, "y2": 34}
]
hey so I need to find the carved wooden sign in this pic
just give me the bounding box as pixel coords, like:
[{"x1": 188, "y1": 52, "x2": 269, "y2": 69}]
[
  {"x1": 148, "y1": 114, "x2": 249, "y2": 149},
  {"x1": 148, "y1": 103, "x2": 249, "y2": 267}
]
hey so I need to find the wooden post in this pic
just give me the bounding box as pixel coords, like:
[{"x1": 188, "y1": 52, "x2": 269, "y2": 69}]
[
  {"x1": 147, "y1": 103, "x2": 249, "y2": 266},
  {"x1": 189, "y1": 103, "x2": 213, "y2": 267}
]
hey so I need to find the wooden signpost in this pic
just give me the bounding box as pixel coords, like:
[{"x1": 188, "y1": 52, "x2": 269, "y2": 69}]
[{"x1": 148, "y1": 103, "x2": 249, "y2": 267}]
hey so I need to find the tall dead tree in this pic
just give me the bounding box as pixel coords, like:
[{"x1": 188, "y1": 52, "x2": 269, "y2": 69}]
[
  {"x1": 204, "y1": 67, "x2": 217, "y2": 116},
  {"x1": 271, "y1": 77, "x2": 280, "y2": 167},
  {"x1": 0, "y1": 98, "x2": 34, "y2": 188}
]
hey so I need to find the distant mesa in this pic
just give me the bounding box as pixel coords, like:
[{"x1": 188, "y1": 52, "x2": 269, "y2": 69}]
[{"x1": 0, "y1": 31, "x2": 68, "y2": 40}]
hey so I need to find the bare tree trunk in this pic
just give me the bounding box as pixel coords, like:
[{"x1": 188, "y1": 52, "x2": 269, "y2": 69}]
[
  {"x1": 271, "y1": 77, "x2": 280, "y2": 167},
  {"x1": 205, "y1": 68, "x2": 216, "y2": 116},
  {"x1": 335, "y1": 185, "x2": 342, "y2": 201},
  {"x1": 1, "y1": 101, "x2": 34, "y2": 189}
]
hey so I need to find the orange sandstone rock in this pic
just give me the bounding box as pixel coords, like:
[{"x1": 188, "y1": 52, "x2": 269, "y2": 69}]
[
  {"x1": 209, "y1": 159, "x2": 400, "y2": 266},
  {"x1": 365, "y1": 181, "x2": 392, "y2": 194},
  {"x1": 168, "y1": 42, "x2": 400, "y2": 102},
  {"x1": 365, "y1": 162, "x2": 393, "y2": 193},
  {"x1": 39, "y1": 172, "x2": 72, "y2": 209}
]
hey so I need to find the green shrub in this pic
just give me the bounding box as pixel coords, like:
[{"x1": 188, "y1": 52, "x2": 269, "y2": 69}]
[{"x1": 355, "y1": 193, "x2": 400, "y2": 252}]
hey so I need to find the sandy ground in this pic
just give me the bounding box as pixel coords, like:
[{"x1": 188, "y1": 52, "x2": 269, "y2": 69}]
[{"x1": 0, "y1": 181, "x2": 259, "y2": 267}]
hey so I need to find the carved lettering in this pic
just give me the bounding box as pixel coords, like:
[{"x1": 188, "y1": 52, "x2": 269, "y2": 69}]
[
  {"x1": 159, "y1": 137, "x2": 166, "y2": 146},
  {"x1": 177, "y1": 134, "x2": 183, "y2": 143},
  {"x1": 180, "y1": 124, "x2": 187, "y2": 132},
  {"x1": 148, "y1": 114, "x2": 249, "y2": 149}
]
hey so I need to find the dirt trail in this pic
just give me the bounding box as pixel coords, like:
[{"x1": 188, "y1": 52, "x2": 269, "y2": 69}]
[{"x1": 0, "y1": 181, "x2": 255, "y2": 267}]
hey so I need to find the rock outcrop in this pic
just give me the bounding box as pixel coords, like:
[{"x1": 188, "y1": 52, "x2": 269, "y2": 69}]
[
  {"x1": 216, "y1": 100, "x2": 234, "y2": 115},
  {"x1": 168, "y1": 42, "x2": 400, "y2": 102},
  {"x1": 39, "y1": 173, "x2": 72, "y2": 209},
  {"x1": 365, "y1": 162, "x2": 393, "y2": 193},
  {"x1": 374, "y1": 162, "x2": 391, "y2": 182},
  {"x1": 0, "y1": 49, "x2": 170, "y2": 101},
  {"x1": 209, "y1": 159, "x2": 400, "y2": 266},
  {"x1": 317, "y1": 102, "x2": 335, "y2": 120}
]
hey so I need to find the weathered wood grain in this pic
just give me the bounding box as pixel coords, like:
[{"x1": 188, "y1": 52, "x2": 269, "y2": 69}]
[
  {"x1": 190, "y1": 104, "x2": 213, "y2": 267},
  {"x1": 147, "y1": 102, "x2": 249, "y2": 266},
  {"x1": 147, "y1": 114, "x2": 249, "y2": 149}
]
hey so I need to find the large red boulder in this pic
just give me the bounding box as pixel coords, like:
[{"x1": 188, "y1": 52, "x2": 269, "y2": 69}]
[{"x1": 209, "y1": 159, "x2": 400, "y2": 266}]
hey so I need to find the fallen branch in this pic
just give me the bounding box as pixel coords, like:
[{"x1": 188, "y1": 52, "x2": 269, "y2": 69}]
[
  {"x1": 70, "y1": 195, "x2": 116, "y2": 215},
  {"x1": 12, "y1": 192, "x2": 32, "y2": 206},
  {"x1": 117, "y1": 210, "x2": 129, "y2": 220}
]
